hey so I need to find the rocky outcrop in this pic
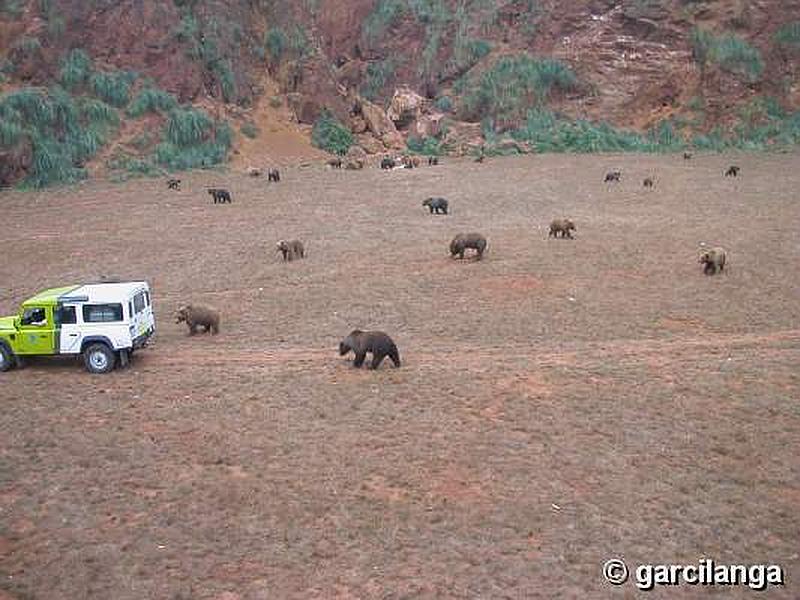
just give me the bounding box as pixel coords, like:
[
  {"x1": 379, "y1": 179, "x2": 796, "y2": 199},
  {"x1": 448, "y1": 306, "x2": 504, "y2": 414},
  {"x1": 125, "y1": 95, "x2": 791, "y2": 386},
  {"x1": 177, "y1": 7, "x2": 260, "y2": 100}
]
[{"x1": 387, "y1": 86, "x2": 426, "y2": 128}]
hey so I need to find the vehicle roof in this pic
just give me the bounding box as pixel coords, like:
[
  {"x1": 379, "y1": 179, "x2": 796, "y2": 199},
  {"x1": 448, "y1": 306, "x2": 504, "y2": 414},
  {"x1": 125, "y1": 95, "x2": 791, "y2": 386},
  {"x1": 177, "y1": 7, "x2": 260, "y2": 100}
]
[
  {"x1": 22, "y1": 282, "x2": 149, "y2": 306},
  {"x1": 22, "y1": 285, "x2": 80, "y2": 306}
]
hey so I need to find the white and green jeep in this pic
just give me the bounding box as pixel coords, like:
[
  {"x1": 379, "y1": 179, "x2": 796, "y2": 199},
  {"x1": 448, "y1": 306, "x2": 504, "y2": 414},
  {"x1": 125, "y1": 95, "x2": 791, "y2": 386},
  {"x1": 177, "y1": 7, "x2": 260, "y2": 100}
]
[{"x1": 0, "y1": 282, "x2": 155, "y2": 374}]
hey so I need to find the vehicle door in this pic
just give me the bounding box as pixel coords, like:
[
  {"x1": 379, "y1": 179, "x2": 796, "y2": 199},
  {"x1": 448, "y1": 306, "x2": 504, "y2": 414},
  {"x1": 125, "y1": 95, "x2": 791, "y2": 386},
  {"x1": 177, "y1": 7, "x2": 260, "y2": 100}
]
[
  {"x1": 55, "y1": 304, "x2": 81, "y2": 354},
  {"x1": 17, "y1": 305, "x2": 56, "y2": 355}
]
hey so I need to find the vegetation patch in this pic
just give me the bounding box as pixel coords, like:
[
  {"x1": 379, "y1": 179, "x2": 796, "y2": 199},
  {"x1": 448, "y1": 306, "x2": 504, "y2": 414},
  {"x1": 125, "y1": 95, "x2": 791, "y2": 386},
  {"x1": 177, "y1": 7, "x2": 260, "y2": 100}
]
[
  {"x1": 361, "y1": 58, "x2": 398, "y2": 100},
  {"x1": 90, "y1": 70, "x2": 136, "y2": 108},
  {"x1": 461, "y1": 54, "x2": 578, "y2": 127},
  {"x1": 127, "y1": 87, "x2": 179, "y2": 117},
  {"x1": 311, "y1": 109, "x2": 353, "y2": 155},
  {"x1": 774, "y1": 21, "x2": 800, "y2": 50},
  {"x1": 407, "y1": 135, "x2": 444, "y2": 155},
  {"x1": 154, "y1": 107, "x2": 232, "y2": 170},
  {"x1": 240, "y1": 121, "x2": 259, "y2": 138},
  {"x1": 59, "y1": 49, "x2": 93, "y2": 90},
  {"x1": 691, "y1": 28, "x2": 764, "y2": 82},
  {"x1": 0, "y1": 87, "x2": 116, "y2": 188},
  {"x1": 362, "y1": 0, "x2": 407, "y2": 44}
]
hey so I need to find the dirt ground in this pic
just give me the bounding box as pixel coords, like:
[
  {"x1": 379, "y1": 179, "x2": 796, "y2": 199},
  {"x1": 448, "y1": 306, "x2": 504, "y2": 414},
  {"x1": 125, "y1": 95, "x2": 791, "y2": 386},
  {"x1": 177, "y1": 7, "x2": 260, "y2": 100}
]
[{"x1": 1, "y1": 153, "x2": 798, "y2": 599}]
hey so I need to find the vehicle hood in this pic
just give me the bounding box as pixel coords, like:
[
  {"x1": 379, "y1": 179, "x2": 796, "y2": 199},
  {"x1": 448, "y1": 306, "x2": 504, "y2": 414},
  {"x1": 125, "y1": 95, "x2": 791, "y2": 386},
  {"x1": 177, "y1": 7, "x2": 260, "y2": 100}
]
[{"x1": 0, "y1": 316, "x2": 16, "y2": 331}]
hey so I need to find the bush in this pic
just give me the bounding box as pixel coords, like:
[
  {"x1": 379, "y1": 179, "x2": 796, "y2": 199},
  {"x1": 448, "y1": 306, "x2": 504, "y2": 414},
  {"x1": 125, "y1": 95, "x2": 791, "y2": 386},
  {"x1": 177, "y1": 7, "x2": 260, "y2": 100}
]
[
  {"x1": 241, "y1": 121, "x2": 259, "y2": 138},
  {"x1": 155, "y1": 107, "x2": 231, "y2": 170},
  {"x1": 362, "y1": 0, "x2": 406, "y2": 44},
  {"x1": 0, "y1": 87, "x2": 113, "y2": 187},
  {"x1": 1, "y1": 0, "x2": 23, "y2": 18},
  {"x1": 311, "y1": 109, "x2": 353, "y2": 155},
  {"x1": 511, "y1": 109, "x2": 665, "y2": 153},
  {"x1": 59, "y1": 49, "x2": 93, "y2": 90},
  {"x1": 450, "y1": 36, "x2": 491, "y2": 73},
  {"x1": 106, "y1": 152, "x2": 165, "y2": 180},
  {"x1": 691, "y1": 28, "x2": 764, "y2": 82},
  {"x1": 361, "y1": 59, "x2": 397, "y2": 100},
  {"x1": 127, "y1": 87, "x2": 178, "y2": 117},
  {"x1": 435, "y1": 96, "x2": 453, "y2": 113},
  {"x1": 710, "y1": 34, "x2": 763, "y2": 82},
  {"x1": 774, "y1": 21, "x2": 800, "y2": 48},
  {"x1": 12, "y1": 36, "x2": 41, "y2": 55},
  {"x1": 407, "y1": 135, "x2": 443, "y2": 155},
  {"x1": 462, "y1": 54, "x2": 578, "y2": 126},
  {"x1": 265, "y1": 26, "x2": 309, "y2": 66},
  {"x1": 265, "y1": 28, "x2": 288, "y2": 64},
  {"x1": 90, "y1": 70, "x2": 135, "y2": 107}
]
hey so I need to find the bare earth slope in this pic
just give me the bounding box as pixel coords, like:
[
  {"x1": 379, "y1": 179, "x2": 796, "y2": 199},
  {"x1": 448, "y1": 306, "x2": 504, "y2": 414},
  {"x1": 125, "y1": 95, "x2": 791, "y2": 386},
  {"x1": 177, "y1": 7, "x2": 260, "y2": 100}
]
[{"x1": 1, "y1": 153, "x2": 799, "y2": 599}]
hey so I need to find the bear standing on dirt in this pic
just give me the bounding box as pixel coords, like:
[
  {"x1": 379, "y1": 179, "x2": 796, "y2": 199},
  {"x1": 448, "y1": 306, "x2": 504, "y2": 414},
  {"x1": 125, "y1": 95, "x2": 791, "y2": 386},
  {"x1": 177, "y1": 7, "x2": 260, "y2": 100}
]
[
  {"x1": 699, "y1": 247, "x2": 727, "y2": 275},
  {"x1": 339, "y1": 330, "x2": 401, "y2": 369},
  {"x1": 548, "y1": 219, "x2": 576, "y2": 239},
  {"x1": 277, "y1": 239, "x2": 305, "y2": 261},
  {"x1": 422, "y1": 197, "x2": 448, "y2": 214},
  {"x1": 175, "y1": 305, "x2": 220, "y2": 335},
  {"x1": 450, "y1": 233, "x2": 487, "y2": 259},
  {"x1": 207, "y1": 188, "x2": 232, "y2": 204}
]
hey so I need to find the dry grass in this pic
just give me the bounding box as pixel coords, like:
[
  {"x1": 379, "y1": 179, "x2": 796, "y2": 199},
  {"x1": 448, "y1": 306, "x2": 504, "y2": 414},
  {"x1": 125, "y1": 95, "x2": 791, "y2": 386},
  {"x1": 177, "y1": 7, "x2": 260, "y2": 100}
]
[{"x1": 1, "y1": 152, "x2": 799, "y2": 599}]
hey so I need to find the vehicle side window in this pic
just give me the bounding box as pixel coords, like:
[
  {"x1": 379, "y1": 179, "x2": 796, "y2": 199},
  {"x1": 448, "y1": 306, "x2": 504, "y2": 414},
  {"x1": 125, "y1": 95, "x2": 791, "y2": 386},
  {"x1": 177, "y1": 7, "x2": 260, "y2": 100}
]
[
  {"x1": 21, "y1": 307, "x2": 47, "y2": 326},
  {"x1": 133, "y1": 292, "x2": 145, "y2": 314},
  {"x1": 82, "y1": 304, "x2": 123, "y2": 323},
  {"x1": 55, "y1": 306, "x2": 77, "y2": 325}
]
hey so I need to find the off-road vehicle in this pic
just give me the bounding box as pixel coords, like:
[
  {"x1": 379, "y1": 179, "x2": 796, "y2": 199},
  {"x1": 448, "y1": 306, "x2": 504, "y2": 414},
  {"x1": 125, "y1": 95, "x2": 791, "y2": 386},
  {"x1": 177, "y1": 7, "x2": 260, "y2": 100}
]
[{"x1": 0, "y1": 282, "x2": 155, "y2": 374}]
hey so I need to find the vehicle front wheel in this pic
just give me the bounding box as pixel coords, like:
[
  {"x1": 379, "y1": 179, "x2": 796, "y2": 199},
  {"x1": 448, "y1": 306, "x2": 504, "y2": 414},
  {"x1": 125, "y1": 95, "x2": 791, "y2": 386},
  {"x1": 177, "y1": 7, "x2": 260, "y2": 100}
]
[
  {"x1": 83, "y1": 343, "x2": 116, "y2": 374},
  {"x1": 0, "y1": 344, "x2": 14, "y2": 372}
]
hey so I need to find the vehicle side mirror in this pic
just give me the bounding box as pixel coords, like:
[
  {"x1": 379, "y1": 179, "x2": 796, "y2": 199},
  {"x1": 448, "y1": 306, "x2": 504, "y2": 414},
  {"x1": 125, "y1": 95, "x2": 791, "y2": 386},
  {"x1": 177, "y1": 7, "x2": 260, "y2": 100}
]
[{"x1": 14, "y1": 316, "x2": 20, "y2": 329}]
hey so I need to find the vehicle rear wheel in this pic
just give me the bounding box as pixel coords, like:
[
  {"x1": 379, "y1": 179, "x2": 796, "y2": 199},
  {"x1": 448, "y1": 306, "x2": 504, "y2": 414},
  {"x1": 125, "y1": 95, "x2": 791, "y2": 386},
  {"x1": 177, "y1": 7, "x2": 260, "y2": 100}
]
[
  {"x1": 0, "y1": 345, "x2": 14, "y2": 372},
  {"x1": 84, "y1": 343, "x2": 116, "y2": 374}
]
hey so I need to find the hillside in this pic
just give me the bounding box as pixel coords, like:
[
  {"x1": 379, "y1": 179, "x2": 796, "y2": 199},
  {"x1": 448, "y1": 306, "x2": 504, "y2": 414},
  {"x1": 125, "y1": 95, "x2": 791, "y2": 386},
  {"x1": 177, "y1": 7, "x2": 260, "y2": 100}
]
[{"x1": 1, "y1": 0, "x2": 799, "y2": 186}]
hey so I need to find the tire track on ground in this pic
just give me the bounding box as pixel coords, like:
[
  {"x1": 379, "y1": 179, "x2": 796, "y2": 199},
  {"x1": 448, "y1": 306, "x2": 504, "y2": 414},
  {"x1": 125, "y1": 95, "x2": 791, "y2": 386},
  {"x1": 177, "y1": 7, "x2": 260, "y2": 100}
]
[{"x1": 137, "y1": 329, "x2": 800, "y2": 370}]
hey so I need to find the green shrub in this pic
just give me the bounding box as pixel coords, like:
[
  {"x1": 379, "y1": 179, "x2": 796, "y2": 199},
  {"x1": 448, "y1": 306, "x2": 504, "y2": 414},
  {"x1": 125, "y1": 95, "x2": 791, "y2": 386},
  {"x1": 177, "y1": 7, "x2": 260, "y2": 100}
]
[
  {"x1": 435, "y1": 96, "x2": 453, "y2": 113},
  {"x1": 80, "y1": 97, "x2": 119, "y2": 129},
  {"x1": 265, "y1": 26, "x2": 308, "y2": 65},
  {"x1": 407, "y1": 135, "x2": 443, "y2": 155},
  {"x1": 127, "y1": 87, "x2": 178, "y2": 117},
  {"x1": 241, "y1": 121, "x2": 259, "y2": 138},
  {"x1": 12, "y1": 36, "x2": 41, "y2": 55},
  {"x1": 155, "y1": 107, "x2": 231, "y2": 170},
  {"x1": 90, "y1": 70, "x2": 135, "y2": 107},
  {"x1": 0, "y1": 87, "x2": 114, "y2": 187},
  {"x1": 265, "y1": 28, "x2": 288, "y2": 63},
  {"x1": 311, "y1": 109, "x2": 353, "y2": 155},
  {"x1": 269, "y1": 96, "x2": 283, "y2": 108},
  {"x1": 710, "y1": 34, "x2": 763, "y2": 82},
  {"x1": 450, "y1": 36, "x2": 491, "y2": 73},
  {"x1": 362, "y1": 0, "x2": 406, "y2": 44},
  {"x1": 691, "y1": 28, "x2": 764, "y2": 82},
  {"x1": 774, "y1": 21, "x2": 800, "y2": 48},
  {"x1": 174, "y1": 13, "x2": 199, "y2": 42},
  {"x1": 106, "y1": 152, "x2": 165, "y2": 179},
  {"x1": 1, "y1": 0, "x2": 23, "y2": 18},
  {"x1": 511, "y1": 109, "x2": 664, "y2": 153},
  {"x1": 59, "y1": 49, "x2": 93, "y2": 90},
  {"x1": 462, "y1": 54, "x2": 578, "y2": 126},
  {"x1": 361, "y1": 58, "x2": 397, "y2": 100},
  {"x1": 0, "y1": 119, "x2": 23, "y2": 147},
  {"x1": 690, "y1": 27, "x2": 714, "y2": 71}
]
